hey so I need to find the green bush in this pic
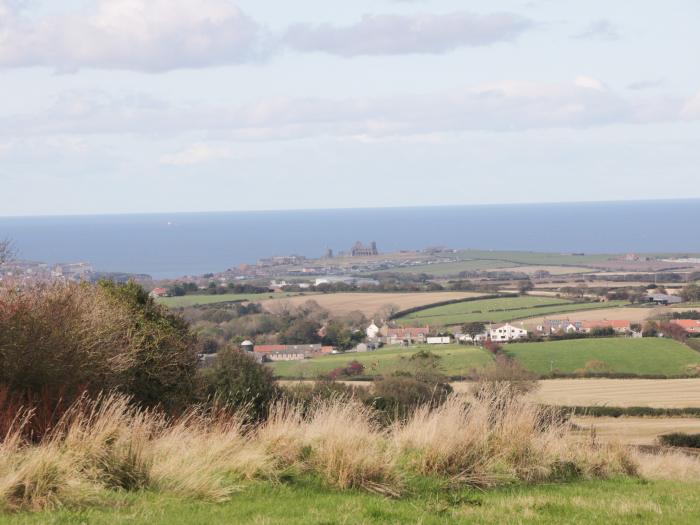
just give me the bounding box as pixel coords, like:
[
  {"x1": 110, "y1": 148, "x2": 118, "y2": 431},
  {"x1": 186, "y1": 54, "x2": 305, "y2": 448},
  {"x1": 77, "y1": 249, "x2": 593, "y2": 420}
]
[
  {"x1": 371, "y1": 374, "x2": 453, "y2": 422},
  {"x1": 203, "y1": 346, "x2": 279, "y2": 421},
  {"x1": 0, "y1": 281, "x2": 198, "y2": 414},
  {"x1": 659, "y1": 432, "x2": 700, "y2": 448}
]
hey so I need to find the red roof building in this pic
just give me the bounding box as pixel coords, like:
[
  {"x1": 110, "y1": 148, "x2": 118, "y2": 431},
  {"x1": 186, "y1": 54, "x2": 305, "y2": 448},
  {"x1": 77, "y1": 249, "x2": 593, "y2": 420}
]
[
  {"x1": 582, "y1": 320, "x2": 632, "y2": 333},
  {"x1": 671, "y1": 319, "x2": 700, "y2": 333}
]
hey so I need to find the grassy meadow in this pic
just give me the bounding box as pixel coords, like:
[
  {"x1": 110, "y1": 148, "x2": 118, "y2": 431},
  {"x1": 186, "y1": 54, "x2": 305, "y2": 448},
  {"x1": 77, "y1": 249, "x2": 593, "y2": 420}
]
[
  {"x1": 3, "y1": 478, "x2": 700, "y2": 525},
  {"x1": 396, "y1": 296, "x2": 627, "y2": 326},
  {"x1": 269, "y1": 344, "x2": 494, "y2": 378},
  {"x1": 268, "y1": 337, "x2": 700, "y2": 379},
  {"x1": 507, "y1": 338, "x2": 700, "y2": 376}
]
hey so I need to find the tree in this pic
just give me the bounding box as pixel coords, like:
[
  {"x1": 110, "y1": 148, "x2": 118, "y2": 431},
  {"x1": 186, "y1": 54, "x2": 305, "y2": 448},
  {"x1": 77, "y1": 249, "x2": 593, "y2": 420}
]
[
  {"x1": 279, "y1": 319, "x2": 322, "y2": 344},
  {"x1": 680, "y1": 284, "x2": 700, "y2": 303},
  {"x1": 375, "y1": 303, "x2": 400, "y2": 321},
  {"x1": 205, "y1": 346, "x2": 278, "y2": 421},
  {"x1": 0, "y1": 239, "x2": 15, "y2": 264},
  {"x1": 462, "y1": 321, "x2": 486, "y2": 340},
  {"x1": 518, "y1": 280, "x2": 534, "y2": 294},
  {"x1": 322, "y1": 320, "x2": 354, "y2": 350}
]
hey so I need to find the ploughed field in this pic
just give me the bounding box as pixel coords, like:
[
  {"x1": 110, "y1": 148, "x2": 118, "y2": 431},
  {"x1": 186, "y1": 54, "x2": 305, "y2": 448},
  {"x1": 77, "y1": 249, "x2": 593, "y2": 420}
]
[
  {"x1": 261, "y1": 291, "x2": 484, "y2": 317},
  {"x1": 533, "y1": 378, "x2": 700, "y2": 408},
  {"x1": 395, "y1": 295, "x2": 628, "y2": 326},
  {"x1": 269, "y1": 338, "x2": 700, "y2": 379},
  {"x1": 506, "y1": 338, "x2": 700, "y2": 377}
]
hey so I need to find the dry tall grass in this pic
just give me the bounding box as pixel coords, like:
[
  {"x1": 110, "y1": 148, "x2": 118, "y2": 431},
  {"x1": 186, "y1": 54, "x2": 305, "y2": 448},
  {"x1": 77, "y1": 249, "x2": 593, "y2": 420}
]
[{"x1": 1, "y1": 390, "x2": 698, "y2": 513}]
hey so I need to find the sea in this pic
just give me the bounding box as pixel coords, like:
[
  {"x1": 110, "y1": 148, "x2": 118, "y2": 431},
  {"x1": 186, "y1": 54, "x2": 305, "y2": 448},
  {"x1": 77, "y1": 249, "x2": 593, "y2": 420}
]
[{"x1": 1, "y1": 200, "x2": 699, "y2": 279}]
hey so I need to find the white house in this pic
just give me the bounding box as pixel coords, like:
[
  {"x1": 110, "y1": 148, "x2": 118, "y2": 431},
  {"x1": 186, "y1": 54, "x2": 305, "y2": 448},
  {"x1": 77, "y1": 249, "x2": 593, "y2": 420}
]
[
  {"x1": 488, "y1": 323, "x2": 528, "y2": 342},
  {"x1": 427, "y1": 336, "x2": 452, "y2": 345},
  {"x1": 455, "y1": 332, "x2": 487, "y2": 344},
  {"x1": 366, "y1": 321, "x2": 381, "y2": 340}
]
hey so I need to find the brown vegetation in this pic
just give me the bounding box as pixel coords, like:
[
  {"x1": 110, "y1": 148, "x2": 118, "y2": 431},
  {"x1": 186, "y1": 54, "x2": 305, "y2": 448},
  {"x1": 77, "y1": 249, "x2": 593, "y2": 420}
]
[{"x1": 0, "y1": 388, "x2": 661, "y2": 512}]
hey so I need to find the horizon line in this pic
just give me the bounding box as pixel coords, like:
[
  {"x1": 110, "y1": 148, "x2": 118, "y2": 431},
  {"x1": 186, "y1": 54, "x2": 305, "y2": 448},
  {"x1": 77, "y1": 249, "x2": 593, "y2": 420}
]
[{"x1": 1, "y1": 196, "x2": 700, "y2": 220}]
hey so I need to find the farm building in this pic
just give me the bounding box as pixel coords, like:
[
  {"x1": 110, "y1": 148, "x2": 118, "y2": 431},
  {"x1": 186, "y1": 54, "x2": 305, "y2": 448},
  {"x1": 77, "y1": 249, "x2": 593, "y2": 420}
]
[
  {"x1": 488, "y1": 323, "x2": 528, "y2": 342},
  {"x1": 582, "y1": 320, "x2": 632, "y2": 334},
  {"x1": 381, "y1": 325, "x2": 430, "y2": 345},
  {"x1": 671, "y1": 319, "x2": 700, "y2": 334},
  {"x1": 149, "y1": 287, "x2": 170, "y2": 298},
  {"x1": 455, "y1": 332, "x2": 488, "y2": 344},
  {"x1": 366, "y1": 321, "x2": 380, "y2": 340},
  {"x1": 538, "y1": 319, "x2": 584, "y2": 334},
  {"x1": 249, "y1": 343, "x2": 331, "y2": 361},
  {"x1": 647, "y1": 293, "x2": 682, "y2": 305},
  {"x1": 427, "y1": 336, "x2": 452, "y2": 345}
]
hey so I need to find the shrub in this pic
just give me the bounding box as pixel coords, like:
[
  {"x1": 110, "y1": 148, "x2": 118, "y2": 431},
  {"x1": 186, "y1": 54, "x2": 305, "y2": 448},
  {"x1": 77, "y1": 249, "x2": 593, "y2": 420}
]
[
  {"x1": 659, "y1": 433, "x2": 700, "y2": 448},
  {"x1": 202, "y1": 347, "x2": 279, "y2": 421},
  {"x1": 283, "y1": 380, "x2": 369, "y2": 404},
  {"x1": 471, "y1": 355, "x2": 539, "y2": 400},
  {"x1": 371, "y1": 375, "x2": 452, "y2": 422},
  {"x1": 322, "y1": 360, "x2": 366, "y2": 380},
  {"x1": 576, "y1": 360, "x2": 612, "y2": 375},
  {"x1": 0, "y1": 281, "x2": 199, "y2": 434}
]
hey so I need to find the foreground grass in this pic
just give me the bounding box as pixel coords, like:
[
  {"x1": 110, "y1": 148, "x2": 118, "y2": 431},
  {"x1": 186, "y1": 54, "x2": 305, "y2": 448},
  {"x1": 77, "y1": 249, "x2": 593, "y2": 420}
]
[
  {"x1": 268, "y1": 344, "x2": 494, "y2": 378},
  {"x1": 508, "y1": 338, "x2": 700, "y2": 376},
  {"x1": 397, "y1": 296, "x2": 627, "y2": 326},
  {"x1": 3, "y1": 478, "x2": 700, "y2": 525}
]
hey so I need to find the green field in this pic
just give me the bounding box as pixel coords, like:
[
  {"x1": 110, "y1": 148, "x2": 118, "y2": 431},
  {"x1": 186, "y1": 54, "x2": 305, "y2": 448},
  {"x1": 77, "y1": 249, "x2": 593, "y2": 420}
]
[
  {"x1": 390, "y1": 259, "x2": 515, "y2": 275},
  {"x1": 157, "y1": 292, "x2": 307, "y2": 308},
  {"x1": 269, "y1": 344, "x2": 493, "y2": 378},
  {"x1": 453, "y1": 250, "x2": 617, "y2": 267},
  {"x1": 507, "y1": 338, "x2": 700, "y2": 376},
  {"x1": 3, "y1": 479, "x2": 699, "y2": 525},
  {"x1": 396, "y1": 296, "x2": 627, "y2": 326},
  {"x1": 387, "y1": 250, "x2": 616, "y2": 277}
]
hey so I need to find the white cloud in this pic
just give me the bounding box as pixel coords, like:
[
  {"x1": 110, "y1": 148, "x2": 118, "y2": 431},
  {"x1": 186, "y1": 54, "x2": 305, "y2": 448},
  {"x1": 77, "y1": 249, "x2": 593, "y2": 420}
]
[
  {"x1": 681, "y1": 91, "x2": 700, "y2": 119},
  {"x1": 574, "y1": 75, "x2": 605, "y2": 91},
  {"x1": 283, "y1": 11, "x2": 534, "y2": 56},
  {"x1": 160, "y1": 143, "x2": 233, "y2": 166},
  {"x1": 5, "y1": 79, "x2": 694, "y2": 142},
  {"x1": 0, "y1": 0, "x2": 268, "y2": 72},
  {"x1": 573, "y1": 19, "x2": 620, "y2": 41}
]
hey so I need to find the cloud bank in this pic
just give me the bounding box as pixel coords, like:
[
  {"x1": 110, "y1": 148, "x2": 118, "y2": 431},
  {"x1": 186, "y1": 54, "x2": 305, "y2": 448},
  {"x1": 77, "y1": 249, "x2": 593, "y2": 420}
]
[
  {"x1": 5, "y1": 78, "x2": 698, "y2": 142},
  {"x1": 0, "y1": 0, "x2": 268, "y2": 72},
  {"x1": 284, "y1": 12, "x2": 534, "y2": 56},
  {"x1": 0, "y1": 2, "x2": 535, "y2": 71}
]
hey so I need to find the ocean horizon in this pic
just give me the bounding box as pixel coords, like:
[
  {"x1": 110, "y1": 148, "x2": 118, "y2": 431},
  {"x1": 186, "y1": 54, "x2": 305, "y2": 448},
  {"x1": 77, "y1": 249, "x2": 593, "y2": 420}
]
[{"x1": 1, "y1": 199, "x2": 700, "y2": 279}]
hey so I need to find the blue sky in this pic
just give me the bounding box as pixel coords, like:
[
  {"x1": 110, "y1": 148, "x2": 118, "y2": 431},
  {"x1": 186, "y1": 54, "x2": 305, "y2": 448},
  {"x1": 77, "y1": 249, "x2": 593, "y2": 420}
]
[{"x1": 1, "y1": 0, "x2": 699, "y2": 216}]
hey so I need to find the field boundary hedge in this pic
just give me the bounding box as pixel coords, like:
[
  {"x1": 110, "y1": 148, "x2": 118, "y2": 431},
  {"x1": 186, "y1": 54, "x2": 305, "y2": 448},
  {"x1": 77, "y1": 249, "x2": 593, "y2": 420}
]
[
  {"x1": 547, "y1": 406, "x2": 700, "y2": 418},
  {"x1": 390, "y1": 294, "x2": 516, "y2": 320}
]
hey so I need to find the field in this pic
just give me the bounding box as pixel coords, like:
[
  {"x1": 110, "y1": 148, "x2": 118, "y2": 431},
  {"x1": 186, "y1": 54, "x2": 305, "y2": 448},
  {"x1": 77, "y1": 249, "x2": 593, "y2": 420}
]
[
  {"x1": 390, "y1": 259, "x2": 516, "y2": 275},
  {"x1": 574, "y1": 416, "x2": 700, "y2": 446},
  {"x1": 396, "y1": 296, "x2": 627, "y2": 326},
  {"x1": 3, "y1": 479, "x2": 699, "y2": 525},
  {"x1": 534, "y1": 378, "x2": 700, "y2": 408},
  {"x1": 269, "y1": 343, "x2": 493, "y2": 378},
  {"x1": 157, "y1": 292, "x2": 305, "y2": 308},
  {"x1": 506, "y1": 338, "x2": 700, "y2": 376},
  {"x1": 261, "y1": 291, "x2": 483, "y2": 317},
  {"x1": 522, "y1": 306, "x2": 662, "y2": 328},
  {"x1": 500, "y1": 265, "x2": 595, "y2": 275}
]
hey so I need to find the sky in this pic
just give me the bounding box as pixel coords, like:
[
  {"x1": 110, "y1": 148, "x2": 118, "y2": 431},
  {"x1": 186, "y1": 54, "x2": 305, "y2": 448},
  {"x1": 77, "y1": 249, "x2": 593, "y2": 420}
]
[{"x1": 1, "y1": 0, "x2": 699, "y2": 216}]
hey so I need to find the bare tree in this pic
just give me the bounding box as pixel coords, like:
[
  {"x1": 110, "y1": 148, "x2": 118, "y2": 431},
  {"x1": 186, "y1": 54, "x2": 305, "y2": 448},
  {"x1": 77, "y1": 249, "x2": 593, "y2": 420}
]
[{"x1": 0, "y1": 239, "x2": 15, "y2": 264}]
